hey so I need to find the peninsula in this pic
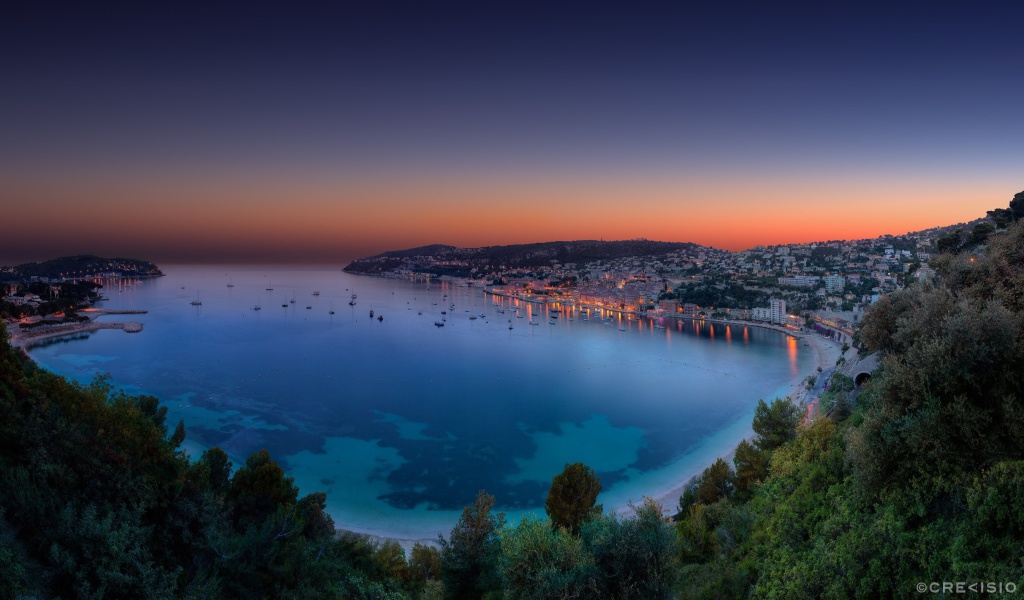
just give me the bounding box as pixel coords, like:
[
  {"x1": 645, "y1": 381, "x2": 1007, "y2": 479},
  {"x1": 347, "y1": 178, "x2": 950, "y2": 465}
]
[{"x1": 1, "y1": 254, "x2": 159, "y2": 346}]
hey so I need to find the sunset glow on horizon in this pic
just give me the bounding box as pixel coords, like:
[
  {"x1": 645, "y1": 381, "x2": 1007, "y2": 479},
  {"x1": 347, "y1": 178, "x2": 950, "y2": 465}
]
[{"x1": 1, "y1": 3, "x2": 1021, "y2": 265}]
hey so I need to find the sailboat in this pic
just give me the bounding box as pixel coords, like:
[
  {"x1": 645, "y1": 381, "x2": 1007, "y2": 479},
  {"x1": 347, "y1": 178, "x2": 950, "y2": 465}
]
[
  {"x1": 329, "y1": 303, "x2": 335, "y2": 315},
  {"x1": 226, "y1": 275, "x2": 234, "y2": 288},
  {"x1": 266, "y1": 279, "x2": 274, "y2": 291},
  {"x1": 190, "y1": 292, "x2": 202, "y2": 306}
]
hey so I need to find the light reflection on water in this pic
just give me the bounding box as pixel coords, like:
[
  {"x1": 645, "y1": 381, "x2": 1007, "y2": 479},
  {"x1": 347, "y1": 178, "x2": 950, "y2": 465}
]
[{"x1": 27, "y1": 265, "x2": 814, "y2": 539}]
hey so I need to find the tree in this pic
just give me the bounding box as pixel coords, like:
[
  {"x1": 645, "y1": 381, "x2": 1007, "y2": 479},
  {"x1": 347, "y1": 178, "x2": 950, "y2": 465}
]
[
  {"x1": 497, "y1": 515, "x2": 598, "y2": 599},
  {"x1": 987, "y1": 207, "x2": 1013, "y2": 229},
  {"x1": 1010, "y1": 189, "x2": 1024, "y2": 222},
  {"x1": 752, "y1": 398, "x2": 800, "y2": 452},
  {"x1": 936, "y1": 228, "x2": 963, "y2": 254},
  {"x1": 439, "y1": 490, "x2": 504, "y2": 599},
  {"x1": 227, "y1": 449, "x2": 299, "y2": 530},
  {"x1": 733, "y1": 439, "x2": 768, "y2": 495},
  {"x1": 693, "y1": 458, "x2": 735, "y2": 505},
  {"x1": 579, "y1": 498, "x2": 677, "y2": 599},
  {"x1": 966, "y1": 222, "x2": 995, "y2": 247},
  {"x1": 545, "y1": 463, "x2": 603, "y2": 533}
]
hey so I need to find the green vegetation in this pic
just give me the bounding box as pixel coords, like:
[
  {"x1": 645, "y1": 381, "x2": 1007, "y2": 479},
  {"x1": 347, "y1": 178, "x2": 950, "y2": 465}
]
[
  {"x1": 4, "y1": 196, "x2": 1024, "y2": 597},
  {"x1": 545, "y1": 463, "x2": 602, "y2": 533},
  {"x1": 666, "y1": 282, "x2": 769, "y2": 310},
  {"x1": 669, "y1": 205, "x2": 1024, "y2": 598}
]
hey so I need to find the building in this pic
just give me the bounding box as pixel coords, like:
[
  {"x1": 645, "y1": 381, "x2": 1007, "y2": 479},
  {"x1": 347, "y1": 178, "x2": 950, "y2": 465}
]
[
  {"x1": 778, "y1": 275, "x2": 820, "y2": 288},
  {"x1": 770, "y1": 298, "x2": 786, "y2": 325},
  {"x1": 823, "y1": 274, "x2": 846, "y2": 293}
]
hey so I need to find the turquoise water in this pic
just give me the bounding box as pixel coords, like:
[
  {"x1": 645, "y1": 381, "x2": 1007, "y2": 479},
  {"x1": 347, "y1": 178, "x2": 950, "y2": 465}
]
[{"x1": 27, "y1": 266, "x2": 812, "y2": 539}]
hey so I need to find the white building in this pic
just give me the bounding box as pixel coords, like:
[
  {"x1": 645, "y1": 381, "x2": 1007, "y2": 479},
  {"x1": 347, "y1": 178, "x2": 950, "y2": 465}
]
[
  {"x1": 823, "y1": 274, "x2": 846, "y2": 293},
  {"x1": 770, "y1": 298, "x2": 786, "y2": 325}
]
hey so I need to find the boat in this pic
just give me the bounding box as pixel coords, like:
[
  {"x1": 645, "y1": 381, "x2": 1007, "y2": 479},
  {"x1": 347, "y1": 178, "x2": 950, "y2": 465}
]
[
  {"x1": 253, "y1": 303, "x2": 261, "y2": 311},
  {"x1": 508, "y1": 325, "x2": 513, "y2": 330},
  {"x1": 377, "y1": 315, "x2": 383, "y2": 322},
  {"x1": 312, "y1": 290, "x2": 320, "y2": 296},
  {"x1": 226, "y1": 275, "x2": 234, "y2": 288},
  {"x1": 190, "y1": 292, "x2": 202, "y2": 306},
  {"x1": 306, "y1": 305, "x2": 312, "y2": 310},
  {"x1": 266, "y1": 279, "x2": 274, "y2": 291},
  {"x1": 441, "y1": 310, "x2": 447, "y2": 315},
  {"x1": 530, "y1": 322, "x2": 539, "y2": 326},
  {"x1": 470, "y1": 316, "x2": 477, "y2": 320},
  {"x1": 479, "y1": 313, "x2": 486, "y2": 318},
  {"x1": 282, "y1": 304, "x2": 288, "y2": 308},
  {"x1": 369, "y1": 309, "x2": 374, "y2": 318},
  {"x1": 435, "y1": 321, "x2": 445, "y2": 327},
  {"x1": 349, "y1": 300, "x2": 356, "y2": 306},
  {"x1": 329, "y1": 303, "x2": 335, "y2": 315}
]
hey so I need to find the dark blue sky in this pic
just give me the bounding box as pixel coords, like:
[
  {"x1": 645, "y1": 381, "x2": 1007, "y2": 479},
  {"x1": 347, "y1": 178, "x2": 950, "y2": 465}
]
[{"x1": 1, "y1": 1, "x2": 1021, "y2": 263}]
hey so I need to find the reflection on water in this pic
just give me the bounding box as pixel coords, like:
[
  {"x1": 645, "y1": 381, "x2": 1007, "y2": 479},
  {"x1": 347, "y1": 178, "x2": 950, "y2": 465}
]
[{"x1": 27, "y1": 265, "x2": 814, "y2": 538}]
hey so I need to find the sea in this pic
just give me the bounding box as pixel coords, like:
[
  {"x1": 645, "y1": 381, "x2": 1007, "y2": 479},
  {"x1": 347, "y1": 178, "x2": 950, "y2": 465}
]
[{"x1": 25, "y1": 265, "x2": 813, "y2": 540}]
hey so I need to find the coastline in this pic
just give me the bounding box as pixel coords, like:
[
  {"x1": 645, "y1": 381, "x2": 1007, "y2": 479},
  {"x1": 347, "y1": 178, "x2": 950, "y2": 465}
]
[
  {"x1": 11, "y1": 274, "x2": 844, "y2": 540},
  {"x1": 624, "y1": 330, "x2": 843, "y2": 518},
  {"x1": 8, "y1": 309, "x2": 146, "y2": 349}
]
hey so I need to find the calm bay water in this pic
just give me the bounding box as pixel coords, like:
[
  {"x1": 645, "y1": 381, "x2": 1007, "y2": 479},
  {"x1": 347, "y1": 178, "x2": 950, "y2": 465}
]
[{"x1": 28, "y1": 266, "x2": 812, "y2": 539}]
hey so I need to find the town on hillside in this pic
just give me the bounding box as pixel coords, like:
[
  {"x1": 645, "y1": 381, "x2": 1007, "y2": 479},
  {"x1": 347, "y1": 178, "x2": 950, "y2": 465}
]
[{"x1": 345, "y1": 220, "x2": 992, "y2": 345}]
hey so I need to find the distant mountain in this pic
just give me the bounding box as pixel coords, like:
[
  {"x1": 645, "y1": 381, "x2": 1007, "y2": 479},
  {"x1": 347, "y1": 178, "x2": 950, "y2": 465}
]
[
  {"x1": 8, "y1": 255, "x2": 163, "y2": 279},
  {"x1": 344, "y1": 239, "x2": 711, "y2": 276}
]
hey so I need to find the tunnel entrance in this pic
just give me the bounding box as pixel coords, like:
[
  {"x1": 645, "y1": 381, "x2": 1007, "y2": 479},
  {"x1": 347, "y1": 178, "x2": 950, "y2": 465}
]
[{"x1": 855, "y1": 372, "x2": 872, "y2": 387}]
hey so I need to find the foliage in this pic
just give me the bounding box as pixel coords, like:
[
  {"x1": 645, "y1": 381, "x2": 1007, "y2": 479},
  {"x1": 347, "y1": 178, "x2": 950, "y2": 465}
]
[
  {"x1": 670, "y1": 213, "x2": 1024, "y2": 598},
  {"x1": 752, "y1": 398, "x2": 800, "y2": 451},
  {"x1": 497, "y1": 515, "x2": 598, "y2": 599},
  {"x1": 439, "y1": 490, "x2": 505, "y2": 599},
  {"x1": 545, "y1": 462, "x2": 603, "y2": 533}
]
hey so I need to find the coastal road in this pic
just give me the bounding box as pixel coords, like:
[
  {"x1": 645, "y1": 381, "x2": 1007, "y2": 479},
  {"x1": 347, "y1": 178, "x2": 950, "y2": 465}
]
[{"x1": 805, "y1": 366, "x2": 835, "y2": 422}]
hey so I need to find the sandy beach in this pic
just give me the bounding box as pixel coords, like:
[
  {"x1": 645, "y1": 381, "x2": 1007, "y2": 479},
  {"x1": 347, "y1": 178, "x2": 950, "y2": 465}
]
[{"x1": 631, "y1": 329, "x2": 844, "y2": 518}]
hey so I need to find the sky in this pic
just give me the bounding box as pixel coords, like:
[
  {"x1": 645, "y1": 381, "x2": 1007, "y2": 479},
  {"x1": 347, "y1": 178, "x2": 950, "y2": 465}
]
[{"x1": 1, "y1": 1, "x2": 1022, "y2": 265}]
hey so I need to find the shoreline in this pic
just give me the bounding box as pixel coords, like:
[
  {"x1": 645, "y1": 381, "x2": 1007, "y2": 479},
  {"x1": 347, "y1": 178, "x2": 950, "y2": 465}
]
[
  {"x1": 13, "y1": 277, "x2": 844, "y2": 542},
  {"x1": 620, "y1": 330, "x2": 842, "y2": 519},
  {"x1": 8, "y1": 309, "x2": 146, "y2": 349}
]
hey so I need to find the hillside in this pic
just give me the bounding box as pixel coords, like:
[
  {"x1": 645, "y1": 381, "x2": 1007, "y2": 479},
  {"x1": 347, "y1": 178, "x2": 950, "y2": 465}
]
[
  {"x1": 344, "y1": 239, "x2": 709, "y2": 276},
  {"x1": 7, "y1": 255, "x2": 163, "y2": 280}
]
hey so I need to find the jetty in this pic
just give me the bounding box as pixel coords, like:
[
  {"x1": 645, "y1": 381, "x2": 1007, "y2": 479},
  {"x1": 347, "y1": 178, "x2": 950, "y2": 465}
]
[{"x1": 9, "y1": 309, "x2": 148, "y2": 348}]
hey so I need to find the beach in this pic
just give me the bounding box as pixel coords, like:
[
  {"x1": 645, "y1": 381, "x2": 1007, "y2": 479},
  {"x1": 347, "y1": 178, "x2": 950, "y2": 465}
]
[{"x1": 633, "y1": 330, "x2": 844, "y2": 518}]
